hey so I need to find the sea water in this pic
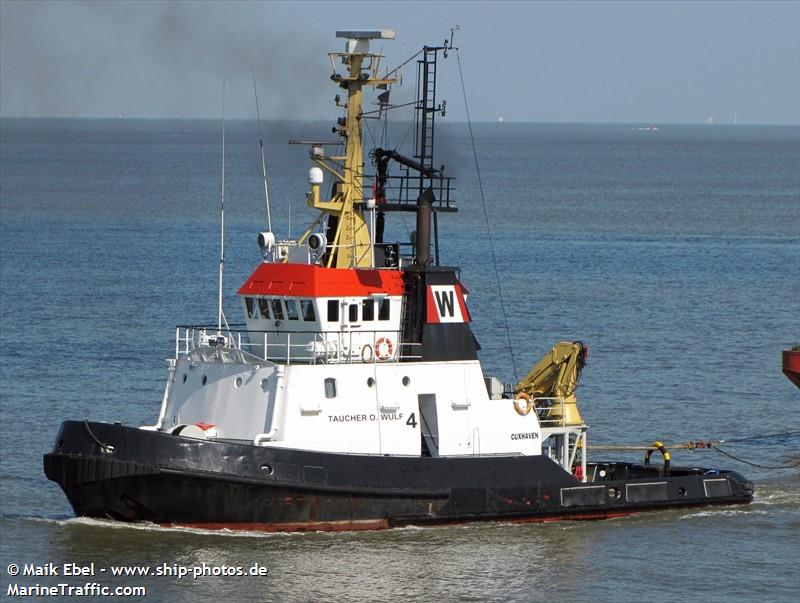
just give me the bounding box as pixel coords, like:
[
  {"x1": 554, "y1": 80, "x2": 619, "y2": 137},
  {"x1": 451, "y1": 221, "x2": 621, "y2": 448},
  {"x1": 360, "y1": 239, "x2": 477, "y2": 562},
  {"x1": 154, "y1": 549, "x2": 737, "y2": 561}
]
[{"x1": 1, "y1": 118, "x2": 798, "y2": 601}]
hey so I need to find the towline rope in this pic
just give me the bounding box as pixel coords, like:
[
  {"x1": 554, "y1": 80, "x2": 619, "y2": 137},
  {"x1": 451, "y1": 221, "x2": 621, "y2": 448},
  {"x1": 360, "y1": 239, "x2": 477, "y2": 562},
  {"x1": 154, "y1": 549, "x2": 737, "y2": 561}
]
[
  {"x1": 591, "y1": 429, "x2": 800, "y2": 470},
  {"x1": 591, "y1": 429, "x2": 800, "y2": 452},
  {"x1": 590, "y1": 442, "x2": 715, "y2": 452},
  {"x1": 711, "y1": 445, "x2": 798, "y2": 470},
  {"x1": 717, "y1": 429, "x2": 800, "y2": 444}
]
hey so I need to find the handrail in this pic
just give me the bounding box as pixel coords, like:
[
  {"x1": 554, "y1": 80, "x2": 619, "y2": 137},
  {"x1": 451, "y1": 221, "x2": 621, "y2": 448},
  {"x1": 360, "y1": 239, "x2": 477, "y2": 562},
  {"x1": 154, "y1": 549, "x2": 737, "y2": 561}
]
[
  {"x1": 174, "y1": 324, "x2": 421, "y2": 366},
  {"x1": 531, "y1": 396, "x2": 587, "y2": 479},
  {"x1": 532, "y1": 396, "x2": 566, "y2": 428}
]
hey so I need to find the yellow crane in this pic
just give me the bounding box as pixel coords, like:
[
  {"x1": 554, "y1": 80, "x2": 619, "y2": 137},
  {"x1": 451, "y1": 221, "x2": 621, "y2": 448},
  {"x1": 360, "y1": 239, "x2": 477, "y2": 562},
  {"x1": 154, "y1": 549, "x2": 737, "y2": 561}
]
[{"x1": 513, "y1": 341, "x2": 588, "y2": 426}]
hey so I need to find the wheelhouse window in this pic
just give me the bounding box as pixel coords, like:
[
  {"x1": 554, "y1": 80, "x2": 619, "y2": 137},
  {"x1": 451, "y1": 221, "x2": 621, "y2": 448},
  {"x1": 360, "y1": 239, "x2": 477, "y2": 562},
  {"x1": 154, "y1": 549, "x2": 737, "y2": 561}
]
[
  {"x1": 327, "y1": 300, "x2": 339, "y2": 322},
  {"x1": 324, "y1": 377, "x2": 337, "y2": 399},
  {"x1": 301, "y1": 299, "x2": 316, "y2": 321},
  {"x1": 378, "y1": 298, "x2": 391, "y2": 320},
  {"x1": 362, "y1": 299, "x2": 375, "y2": 321},
  {"x1": 245, "y1": 297, "x2": 259, "y2": 319},
  {"x1": 258, "y1": 298, "x2": 271, "y2": 319},
  {"x1": 285, "y1": 299, "x2": 299, "y2": 320},
  {"x1": 348, "y1": 303, "x2": 359, "y2": 323},
  {"x1": 271, "y1": 299, "x2": 284, "y2": 320}
]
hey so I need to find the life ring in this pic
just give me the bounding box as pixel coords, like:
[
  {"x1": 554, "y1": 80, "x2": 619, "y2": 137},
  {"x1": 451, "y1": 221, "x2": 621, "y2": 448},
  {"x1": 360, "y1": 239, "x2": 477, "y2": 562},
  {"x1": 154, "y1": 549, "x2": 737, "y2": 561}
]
[
  {"x1": 361, "y1": 344, "x2": 374, "y2": 363},
  {"x1": 375, "y1": 337, "x2": 394, "y2": 360},
  {"x1": 643, "y1": 440, "x2": 671, "y2": 475},
  {"x1": 513, "y1": 392, "x2": 533, "y2": 416}
]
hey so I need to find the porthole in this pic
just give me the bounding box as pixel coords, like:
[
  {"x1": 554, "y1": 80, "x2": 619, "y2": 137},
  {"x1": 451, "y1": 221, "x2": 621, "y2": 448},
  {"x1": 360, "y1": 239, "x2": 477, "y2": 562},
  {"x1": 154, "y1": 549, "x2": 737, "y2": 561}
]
[
  {"x1": 402, "y1": 376, "x2": 410, "y2": 387},
  {"x1": 367, "y1": 377, "x2": 375, "y2": 388},
  {"x1": 202, "y1": 375, "x2": 208, "y2": 386},
  {"x1": 182, "y1": 374, "x2": 187, "y2": 383},
  {"x1": 608, "y1": 487, "x2": 620, "y2": 499},
  {"x1": 235, "y1": 376, "x2": 243, "y2": 388},
  {"x1": 260, "y1": 464, "x2": 274, "y2": 475},
  {"x1": 678, "y1": 487, "x2": 687, "y2": 497}
]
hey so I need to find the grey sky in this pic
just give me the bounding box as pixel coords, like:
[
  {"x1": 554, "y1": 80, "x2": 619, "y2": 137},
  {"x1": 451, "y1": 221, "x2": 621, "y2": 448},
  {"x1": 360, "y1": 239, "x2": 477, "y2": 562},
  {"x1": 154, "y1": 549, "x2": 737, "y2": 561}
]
[{"x1": 1, "y1": 0, "x2": 798, "y2": 124}]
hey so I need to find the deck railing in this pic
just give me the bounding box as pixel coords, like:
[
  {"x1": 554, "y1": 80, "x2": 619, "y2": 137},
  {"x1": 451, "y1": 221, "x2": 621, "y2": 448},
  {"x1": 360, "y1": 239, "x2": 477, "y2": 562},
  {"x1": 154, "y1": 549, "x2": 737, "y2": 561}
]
[
  {"x1": 175, "y1": 324, "x2": 420, "y2": 366},
  {"x1": 531, "y1": 397, "x2": 567, "y2": 428}
]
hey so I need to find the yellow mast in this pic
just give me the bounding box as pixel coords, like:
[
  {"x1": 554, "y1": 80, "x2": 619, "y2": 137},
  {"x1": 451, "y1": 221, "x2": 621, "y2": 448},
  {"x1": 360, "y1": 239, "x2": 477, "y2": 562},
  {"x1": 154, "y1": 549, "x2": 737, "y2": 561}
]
[{"x1": 306, "y1": 30, "x2": 396, "y2": 269}]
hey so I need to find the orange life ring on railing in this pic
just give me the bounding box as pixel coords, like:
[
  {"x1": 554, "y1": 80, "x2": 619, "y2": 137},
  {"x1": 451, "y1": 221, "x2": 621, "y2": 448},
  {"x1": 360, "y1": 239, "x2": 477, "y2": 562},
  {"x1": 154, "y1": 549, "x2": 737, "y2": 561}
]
[
  {"x1": 375, "y1": 337, "x2": 394, "y2": 361},
  {"x1": 513, "y1": 392, "x2": 533, "y2": 416}
]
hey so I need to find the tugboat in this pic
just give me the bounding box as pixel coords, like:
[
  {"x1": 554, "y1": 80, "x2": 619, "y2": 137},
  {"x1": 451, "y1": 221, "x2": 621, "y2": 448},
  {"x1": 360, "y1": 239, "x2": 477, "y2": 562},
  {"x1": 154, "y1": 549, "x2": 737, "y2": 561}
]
[{"x1": 44, "y1": 30, "x2": 753, "y2": 531}]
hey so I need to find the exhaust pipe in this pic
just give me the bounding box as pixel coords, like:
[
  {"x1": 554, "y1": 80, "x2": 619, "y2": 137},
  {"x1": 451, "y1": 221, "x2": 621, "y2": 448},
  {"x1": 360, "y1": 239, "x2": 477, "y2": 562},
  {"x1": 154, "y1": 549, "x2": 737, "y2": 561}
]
[{"x1": 415, "y1": 188, "x2": 435, "y2": 266}]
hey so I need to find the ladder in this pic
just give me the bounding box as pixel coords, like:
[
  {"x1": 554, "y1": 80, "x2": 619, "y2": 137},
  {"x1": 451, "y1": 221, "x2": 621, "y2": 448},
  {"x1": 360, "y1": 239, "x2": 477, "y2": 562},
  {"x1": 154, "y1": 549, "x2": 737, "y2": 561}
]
[{"x1": 414, "y1": 47, "x2": 440, "y2": 182}]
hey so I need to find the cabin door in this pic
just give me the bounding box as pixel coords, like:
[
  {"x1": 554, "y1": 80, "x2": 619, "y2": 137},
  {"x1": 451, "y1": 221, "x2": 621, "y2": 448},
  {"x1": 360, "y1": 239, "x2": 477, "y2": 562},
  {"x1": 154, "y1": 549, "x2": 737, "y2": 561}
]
[
  {"x1": 337, "y1": 300, "x2": 365, "y2": 362},
  {"x1": 418, "y1": 393, "x2": 439, "y2": 456}
]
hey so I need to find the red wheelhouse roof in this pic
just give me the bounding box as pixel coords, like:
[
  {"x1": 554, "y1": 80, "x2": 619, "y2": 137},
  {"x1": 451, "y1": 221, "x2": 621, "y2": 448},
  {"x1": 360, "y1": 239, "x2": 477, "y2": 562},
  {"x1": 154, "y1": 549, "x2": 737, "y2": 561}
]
[{"x1": 238, "y1": 263, "x2": 406, "y2": 297}]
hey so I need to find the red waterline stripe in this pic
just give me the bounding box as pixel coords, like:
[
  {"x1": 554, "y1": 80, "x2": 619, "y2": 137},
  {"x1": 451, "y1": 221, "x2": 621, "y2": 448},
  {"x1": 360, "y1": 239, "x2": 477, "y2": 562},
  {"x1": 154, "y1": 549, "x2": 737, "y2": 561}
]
[{"x1": 166, "y1": 518, "x2": 390, "y2": 533}]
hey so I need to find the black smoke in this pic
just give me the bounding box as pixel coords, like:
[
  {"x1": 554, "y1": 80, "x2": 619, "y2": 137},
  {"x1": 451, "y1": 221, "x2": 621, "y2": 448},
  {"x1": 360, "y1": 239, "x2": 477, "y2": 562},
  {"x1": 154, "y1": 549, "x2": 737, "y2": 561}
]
[{"x1": 0, "y1": 0, "x2": 332, "y2": 119}]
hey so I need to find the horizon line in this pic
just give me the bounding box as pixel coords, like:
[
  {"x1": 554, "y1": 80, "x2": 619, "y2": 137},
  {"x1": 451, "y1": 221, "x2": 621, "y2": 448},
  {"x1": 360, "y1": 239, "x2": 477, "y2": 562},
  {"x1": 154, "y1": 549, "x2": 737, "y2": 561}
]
[{"x1": 1, "y1": 115, "x2": 799, "y2": 127}]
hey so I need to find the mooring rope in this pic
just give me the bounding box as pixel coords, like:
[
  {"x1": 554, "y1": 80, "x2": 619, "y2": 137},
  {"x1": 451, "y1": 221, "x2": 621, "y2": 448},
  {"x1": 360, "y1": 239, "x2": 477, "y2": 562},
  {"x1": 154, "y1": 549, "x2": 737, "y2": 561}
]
[{"x1": 84, "y1": 420, "x2": 114, "y2": 454}]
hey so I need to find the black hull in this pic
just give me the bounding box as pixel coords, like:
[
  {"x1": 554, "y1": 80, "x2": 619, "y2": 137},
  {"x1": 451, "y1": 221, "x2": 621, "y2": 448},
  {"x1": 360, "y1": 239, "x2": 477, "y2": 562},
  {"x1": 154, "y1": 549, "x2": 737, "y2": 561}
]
[{"x1": 44, "y1": 421, "x2": 753, "y2": 531}]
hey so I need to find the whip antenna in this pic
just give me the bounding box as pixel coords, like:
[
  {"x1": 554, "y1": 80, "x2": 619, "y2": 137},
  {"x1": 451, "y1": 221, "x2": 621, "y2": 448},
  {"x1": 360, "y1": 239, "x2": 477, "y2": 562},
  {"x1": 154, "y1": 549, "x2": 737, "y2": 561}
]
[
  {"x1": 252, "y1": 67, "x2": 273, "y2": 233},
  {"x1": 218, "y1": 81, "x2": 230, "y2": 332}
]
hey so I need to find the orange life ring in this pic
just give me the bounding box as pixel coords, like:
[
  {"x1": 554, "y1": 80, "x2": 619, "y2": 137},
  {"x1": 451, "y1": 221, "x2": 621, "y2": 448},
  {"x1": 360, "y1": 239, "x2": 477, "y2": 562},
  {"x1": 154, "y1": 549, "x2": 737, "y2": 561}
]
[
  {"x1": 513, "y1": 392, "x2": 532, "y2": 416},
  {"x1": 375, "y1": 337, "x2": 394, "y2": 360}
]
